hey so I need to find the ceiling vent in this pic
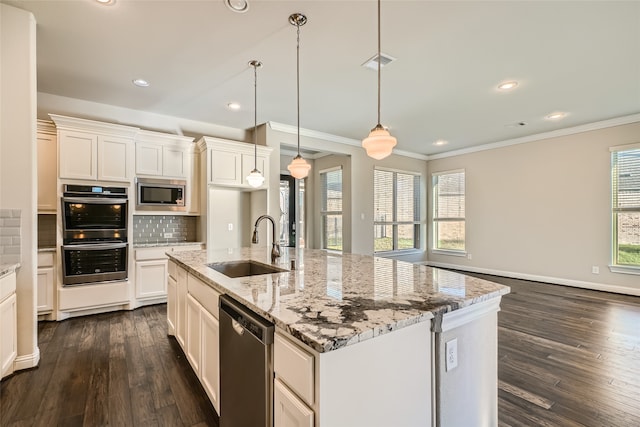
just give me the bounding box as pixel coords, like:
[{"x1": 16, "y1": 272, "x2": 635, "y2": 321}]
[{"x1": 362, "y1": 53, "x2": 397, "y2": 71}]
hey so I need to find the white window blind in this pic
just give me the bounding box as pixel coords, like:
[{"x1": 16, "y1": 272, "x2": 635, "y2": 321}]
[
  {"x1": 611, "y1": 146, "x2": 640, "y2": 268},
  {"x1": 374, "y1": 169, "x2": 420, "y2": 252},
  {"x1": 433, "y1": 170, "x2": 465, "y2": 251},
  {"x1": 320, "y1": 168, "x2": 343, "y2": 251}
]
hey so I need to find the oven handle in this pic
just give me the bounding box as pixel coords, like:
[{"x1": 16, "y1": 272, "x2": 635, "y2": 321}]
[
  {"x1": 62, "y1": 197, "x2": 128, "y2": 204},
  {"x1": 63, "y1": 242, "x2": 128, "y2": 251}
]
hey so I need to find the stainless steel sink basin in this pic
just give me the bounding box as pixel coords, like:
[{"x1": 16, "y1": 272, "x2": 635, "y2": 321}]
[{"x1": 207, "y1": 260, "x2": 288, "y2": 278}]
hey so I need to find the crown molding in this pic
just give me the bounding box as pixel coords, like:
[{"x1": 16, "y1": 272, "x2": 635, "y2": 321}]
[{"x1": 427, "y1": 113, "x2": 640, "y2": 160}]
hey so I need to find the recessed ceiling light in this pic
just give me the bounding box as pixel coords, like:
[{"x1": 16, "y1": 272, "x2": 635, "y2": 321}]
[
  {"x1": 545, "y1": 112, "x2": 567, "y2": 120},
  {"x1": 225, "y1": 0, "x2": 249, "y2": 13},
  {"x1": 497, "y1": 81, "x2": 518, "y2": 91},
  {"x1": 132, "y1": 79, "x2": 149, "y2": 87},
  {"x1": 227, "y1": 102, "x2": 241, "y2": 111},
  {"x1": 96, "y1": 0, "x2": 116, "y2": 5},
  {"x1": 433, "y1": 140, "x2": 448, "y2": 146}
]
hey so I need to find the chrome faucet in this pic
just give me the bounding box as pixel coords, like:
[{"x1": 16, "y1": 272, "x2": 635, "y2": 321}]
[{"x1": 252, "y1": 215, "x2": 281, "y2": 263}]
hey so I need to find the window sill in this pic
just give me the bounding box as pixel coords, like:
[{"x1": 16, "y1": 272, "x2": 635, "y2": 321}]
[
  {"x1": 431, "y1": 249, "x2": 467, "y2": 257},
  {"x1": 609, "y1": 265, "x2": 640, "y2": 275}
]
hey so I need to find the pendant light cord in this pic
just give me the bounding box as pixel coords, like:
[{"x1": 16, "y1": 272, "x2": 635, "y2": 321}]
[
  {"x1": 377, "y1": 0, "x2": 381, "y2": 126},
  {"x1": 296, "y1": 22, "x2": 301, "y2": 156},
  {"x1": 253, "y1": 62, "x2": 258, "y2": 169}
]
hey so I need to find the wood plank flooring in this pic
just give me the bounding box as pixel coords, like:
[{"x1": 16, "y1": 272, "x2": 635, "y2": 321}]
[
  {"x1": 0, "y1": 305, "x2": 218, "y2": 427},
  {"x1": 1, "y1": 276, "x2": 639, "y2": 426},
  {"x1": 466, "y1": 273, "x2": 640, "y2": 427}
]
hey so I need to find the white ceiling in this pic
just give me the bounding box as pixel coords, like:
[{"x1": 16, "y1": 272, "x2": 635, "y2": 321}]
[{"x1": 4, "y1": 0, "x2": 640, "y2": 156}]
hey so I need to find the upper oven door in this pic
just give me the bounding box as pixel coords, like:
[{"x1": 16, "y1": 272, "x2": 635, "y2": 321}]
[
  {"x1": 62, "y1": 197, "x2": 128, "y2": 233},
  {"x1": 136, "y1": 178, "x2": 186, "y2": 211}
]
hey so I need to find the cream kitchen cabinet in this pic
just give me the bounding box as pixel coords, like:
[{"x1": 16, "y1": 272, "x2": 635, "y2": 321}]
[
  {"x1": 0, "y1": 271, "x2": 17, "y2": 379},
  {"x1": 135, "y1": 130, "x2": 195, "y2": 179},
  {"x1": 37, "y1": 120, "x2": 57, "y2": 213},
  {"x1": 197, "y1": 136, "x2": 272, "y2": 189},
  {"x1": 274, "y1": 379, "x2": 314, "y2": 427},
  {"x1": 185, "y1": 273, "x2": 221, "y2": 414},
  {"x1": 50, "y1": 114, "x2": 137, "y2": 183},
  {"x1": 135, "y1": 245, "x2": 202, "y2": 303},
  {"x1": 37, "y1": 252, "x2": 55, "y2": 315}
]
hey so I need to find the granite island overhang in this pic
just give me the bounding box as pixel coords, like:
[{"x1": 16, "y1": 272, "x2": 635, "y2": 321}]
[
  {"x1": 167, "y1": 247, "x2": 510, "y2": 426},
  {"x1": 167, "y1": 247, "x2": 510, "y2": 353}
]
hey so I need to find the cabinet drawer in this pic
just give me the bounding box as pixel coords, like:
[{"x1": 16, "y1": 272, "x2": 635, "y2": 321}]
[
  {"x1": 37, "y1": 252, "x2": 54, "y2": 267},
  {"x1": 274, "y1": 333, "x2": 315, "y2": 406},
  {"x1": 274, "y1": 378, "x2": 314, "y2": 427},
  {"x1": 187, "y1": 274, "x2": 220, "y2": 319},
  {"x1": 135, "y1": 247, "x2": 169, "y2": 261}
]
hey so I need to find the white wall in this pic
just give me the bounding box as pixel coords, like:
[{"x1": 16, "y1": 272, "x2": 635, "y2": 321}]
[
  {"x1": 427, "y1": 121, "x2": 640, "y2": 295},
  {"x1": 0, "y1": 4, "x2": 39, "y2": 369}
]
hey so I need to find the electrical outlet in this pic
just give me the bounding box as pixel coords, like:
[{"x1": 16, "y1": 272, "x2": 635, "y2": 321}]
[
  {"x1": 163, "y1": 232, "x2": 173, "y2": 238},
  {"x1": 592, "y1": 266, "x2": 599, "y2": 274},
  {"x1": 445, "y1": 338, "x2": 458, "y2": 371},
  {"x1": 467, "y1": 253, "x2": 472, "y2": 260},
  {"x1": 228, "y1": 223, "x2": 233, "y2": 231}
]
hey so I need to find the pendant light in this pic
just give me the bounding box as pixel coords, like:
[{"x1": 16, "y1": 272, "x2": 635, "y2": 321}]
[
  {"x1": 287, "y1": 13, "x2": 311, "y2": 180},
  {"x1": 246, "y1": 60, "x2": 265, "y2": 188},
  {"x1": 362, "y1": 0, "x2": 397, "y2": 160}
]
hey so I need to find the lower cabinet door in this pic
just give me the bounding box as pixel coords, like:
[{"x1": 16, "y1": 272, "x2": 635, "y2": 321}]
[
  {"x1": 176, "y1": 268, "x2": 187, "y2": 349},
  {"x1": 167, "y1": 275, "x2": 177, "y2": 334},
  {"x1": 186, "y1": 294, "x2": 201, "y2": 372},
  {"x1": 0, "y1": 293, "x2": 17, "y2": 378},
  {"x1": 201, "y1": 308, "x2": 220, "y2": 414},
  {"x1": 135, "y1": 260, "x2": 167, "y2": 299},
  {"x1": 37, "y1": 267, "x2": 54, "y2": 313},
  {"x1": 274, "y1": 378, "x2": 314, "y2": 427}
]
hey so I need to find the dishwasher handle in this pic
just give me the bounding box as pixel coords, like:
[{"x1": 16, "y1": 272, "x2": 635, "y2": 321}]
[{"x1": 220, "y1": 295, "x2": 274, "y2": 344}]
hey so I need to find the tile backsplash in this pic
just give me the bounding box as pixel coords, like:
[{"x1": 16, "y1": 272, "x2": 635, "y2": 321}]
[
  {"x1": 38, "y1": 214, "x2": 56, "y2": 248},
  {"x1": 133, "y1": 215, "x2": 197, "y2": 244},
  {"x1": 0, "y1": 209, "x2": 21, "y2": 264}
]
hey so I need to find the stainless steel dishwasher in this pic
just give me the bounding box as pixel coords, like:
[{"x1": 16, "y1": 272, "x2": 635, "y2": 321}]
[{"x1": 219, "y1": 295, "x2": 275, "y2": 427}]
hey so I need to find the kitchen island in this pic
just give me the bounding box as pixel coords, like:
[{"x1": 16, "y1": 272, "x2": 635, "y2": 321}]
[{"x1": 167, "y1": 247, "x2": 510, "y2": 427}]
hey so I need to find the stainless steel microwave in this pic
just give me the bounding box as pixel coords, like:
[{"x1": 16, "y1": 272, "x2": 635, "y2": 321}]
[{"x1": 136, "y1": 178, "x2": 186, "y2": 211}]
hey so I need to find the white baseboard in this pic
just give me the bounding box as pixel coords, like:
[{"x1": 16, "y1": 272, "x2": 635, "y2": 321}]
[
  {"x1": 14, "y1": 346, "x2": 40, "y2": 371},
  {"x1": 424, "y1": 261, "x2": 640, "y2": 297}
]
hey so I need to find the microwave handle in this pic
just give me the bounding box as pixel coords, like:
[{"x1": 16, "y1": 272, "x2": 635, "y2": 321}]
[
  {"x1": 62, "y1": 197, "x2": 128, "y2": 204},
  {"x1": 63, "y1": 243, "x2": 128, "y2": 251}
]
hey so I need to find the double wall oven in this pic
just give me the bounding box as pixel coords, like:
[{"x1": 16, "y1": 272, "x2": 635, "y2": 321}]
[{"x1": 61, "y1": 185, "x2": 129, "y2": 285}]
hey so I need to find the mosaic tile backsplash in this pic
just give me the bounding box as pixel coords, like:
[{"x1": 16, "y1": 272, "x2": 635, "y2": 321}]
[
  {"x1": 0, "y1": 209, "x2": 21, "y2": 264},
  {"x1": 133, "y1": 215, "x2": 197, "y2": 244}
]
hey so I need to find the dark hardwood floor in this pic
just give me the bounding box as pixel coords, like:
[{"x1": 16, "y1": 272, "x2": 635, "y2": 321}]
[
  {"x1": 0, "y1": 305, "x2": 218, "y2": 427},
  {"x1": 468, "y1": 273, "x2": 640, "y2": 427},
  {"x1": 1, "y1": 276, "x2": 639, "y2": 426}
]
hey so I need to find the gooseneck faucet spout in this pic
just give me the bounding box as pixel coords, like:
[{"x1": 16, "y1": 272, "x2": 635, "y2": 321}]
[{"x1": 252, "y1": 215, "x2": 281, "y2": 263}]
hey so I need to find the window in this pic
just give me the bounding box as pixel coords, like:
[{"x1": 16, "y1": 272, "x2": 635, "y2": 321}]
[
  {"x1": 432, "y1": 170, "x2": 465, "y2": 252},
  {"x1": 374, "y1": 169, "x2": 420, "y2": 252},
  {"x1": 611, "y1": 144, "x2": 640, "y2": 270},
  {"x1": 320, "y1": 167, "x2": 342, "y2": 251}
]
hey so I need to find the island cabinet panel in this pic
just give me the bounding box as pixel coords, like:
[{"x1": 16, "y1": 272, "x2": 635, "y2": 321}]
[
  {"x1": 183, "y1": 273, "x2": 222, "y2": 415},
  {"x1": 274, "y1": 378, "x2": 314, "y2": 427},
  {"x1": 167, "y1": 273, "x2": 177, "y2": 334},
  {"x1": 176, "y1": 265, "x2": 188, "y2": 349}
]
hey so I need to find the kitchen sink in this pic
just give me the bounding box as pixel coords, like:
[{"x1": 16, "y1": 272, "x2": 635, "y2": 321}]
[{"x1": 207, "y1": 260, "x2": 288, "y2": 278}]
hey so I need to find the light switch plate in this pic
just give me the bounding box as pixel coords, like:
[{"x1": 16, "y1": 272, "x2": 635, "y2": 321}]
[{"x1": 446, "y1": 338, "x2": 458, "y2": 371}]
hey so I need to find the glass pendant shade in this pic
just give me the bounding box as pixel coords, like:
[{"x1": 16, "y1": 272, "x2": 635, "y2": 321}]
[
  {"x1": 246, "y1": 168, "x2": 265, "y2": 187},
  {"x1": 362, "y1": 124, "x2": 397, "y2": 160},
  {"x1": 287, "y1": 155, "x2": 311, "y2": 179}
]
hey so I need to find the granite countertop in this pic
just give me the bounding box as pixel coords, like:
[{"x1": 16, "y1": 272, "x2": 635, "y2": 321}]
[
  {"x1": 0, "y1": 263, "x2": 20, "y2": 279},
  {"x1": 168, "y1": 247, "x2": 510, "y2": 353},
  {"x1": 133, "y1": 241, "x2": 204, "y2": 248}
]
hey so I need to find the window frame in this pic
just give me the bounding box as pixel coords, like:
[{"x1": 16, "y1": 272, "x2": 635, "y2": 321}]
[
  {"x1": 610, "y1": 143, "x2": 640, "y2": 275},
  {"x1": 373, "y1": 167, "x2": 421, "y2": 254},
  {"x1": 320, "y1": 166, "x2": 343, "y2": 252},
  {"x1": 431, "y1": 169, "x2": 466, "y2": 256}
]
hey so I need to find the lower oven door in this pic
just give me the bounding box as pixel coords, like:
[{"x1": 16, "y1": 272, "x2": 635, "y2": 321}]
[{"x1": 62, "y1": 242, "x2": 128, "y2": 286}]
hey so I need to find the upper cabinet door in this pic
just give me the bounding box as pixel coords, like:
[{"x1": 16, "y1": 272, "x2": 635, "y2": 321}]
[
  {"x1": 163, "y1": 146, "x2": 188, "y2": 178},
  {"x1": 241, "y1": 153, "x2": 269, "y2": 189},
  {"x1": 98, "y1": 135, "x2": 133, "y2": 182},
  {"x1": 37, "y1": 131, "x2": 57, "y2": 212},
  {"x1": 59, "y1": 130, "x2": 97, "y2": 180},
  {"x1": 209, "y1": 149, "x2": 242, "y2": 186},
  {"x1": 136, "y1": 142, "x2": 163, "y2": 176}
]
